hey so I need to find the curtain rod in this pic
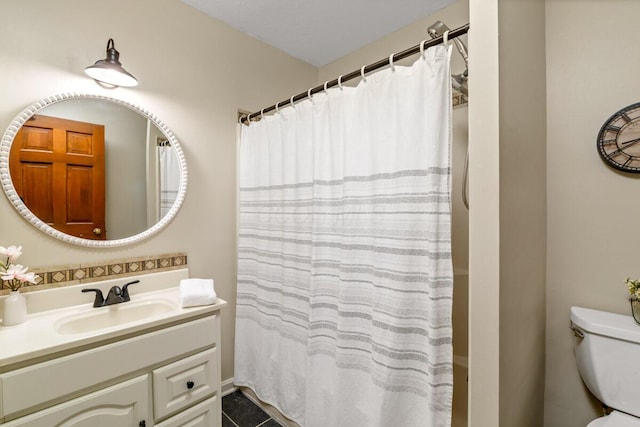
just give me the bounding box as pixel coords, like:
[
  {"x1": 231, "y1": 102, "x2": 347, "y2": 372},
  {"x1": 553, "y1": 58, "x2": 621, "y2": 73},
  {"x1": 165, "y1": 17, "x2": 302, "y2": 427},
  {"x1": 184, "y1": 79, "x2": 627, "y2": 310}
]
[{"x1": 240, "y1": 23, "x2": 469, "y2": 125}]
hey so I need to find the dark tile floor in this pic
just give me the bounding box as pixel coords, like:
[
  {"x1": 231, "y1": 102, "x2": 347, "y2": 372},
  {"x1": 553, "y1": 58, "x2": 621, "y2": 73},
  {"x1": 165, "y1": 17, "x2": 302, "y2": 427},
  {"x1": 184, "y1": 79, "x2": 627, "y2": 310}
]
[{"x1": 222, "y1": 390, "x2": 284, "y2": 427}]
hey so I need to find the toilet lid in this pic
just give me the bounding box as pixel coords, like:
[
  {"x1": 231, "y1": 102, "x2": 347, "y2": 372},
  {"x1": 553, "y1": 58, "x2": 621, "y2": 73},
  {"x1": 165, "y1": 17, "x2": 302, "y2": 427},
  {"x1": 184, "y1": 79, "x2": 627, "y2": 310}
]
[{"x1": 588, "y1": 412, "x2": 640, "y2": 427}]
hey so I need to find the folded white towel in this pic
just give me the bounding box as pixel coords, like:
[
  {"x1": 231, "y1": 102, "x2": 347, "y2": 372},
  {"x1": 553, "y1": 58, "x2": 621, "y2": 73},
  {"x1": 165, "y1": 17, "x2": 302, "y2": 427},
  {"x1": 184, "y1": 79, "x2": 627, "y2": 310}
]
[{"x1": 179, "y1": 278, "x2": 217, "y2": 308}]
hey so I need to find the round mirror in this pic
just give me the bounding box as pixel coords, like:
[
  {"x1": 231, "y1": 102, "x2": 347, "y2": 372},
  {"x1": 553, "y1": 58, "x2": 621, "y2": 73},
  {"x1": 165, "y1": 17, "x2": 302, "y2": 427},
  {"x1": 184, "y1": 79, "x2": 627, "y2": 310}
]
[{"x1": 0, "y1": 93, "x2": 187, "y2": 248}]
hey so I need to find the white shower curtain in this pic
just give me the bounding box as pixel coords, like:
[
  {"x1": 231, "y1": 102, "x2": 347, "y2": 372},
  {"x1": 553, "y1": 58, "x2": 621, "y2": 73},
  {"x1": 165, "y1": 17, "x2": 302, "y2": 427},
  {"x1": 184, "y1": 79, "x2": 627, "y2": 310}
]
[
  {"x1": 158, "y1": 145, "x2": 179, "y2": 218},
  {"x1": 235, "y1": 45, "x2": 453, "y2": 427}
]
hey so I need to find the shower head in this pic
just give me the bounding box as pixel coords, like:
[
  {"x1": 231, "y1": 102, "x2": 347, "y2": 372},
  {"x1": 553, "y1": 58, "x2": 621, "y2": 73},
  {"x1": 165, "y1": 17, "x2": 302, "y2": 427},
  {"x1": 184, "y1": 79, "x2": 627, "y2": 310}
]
[
  {"x1": 452, "y1": 70, "x2": 468, "y2": 96},
  {"x1": 428, "y1": 20, "x2": 469, "y2": 97},
  {"x1": 427, "y1": 21, "x2": 468, "y2": 67}
]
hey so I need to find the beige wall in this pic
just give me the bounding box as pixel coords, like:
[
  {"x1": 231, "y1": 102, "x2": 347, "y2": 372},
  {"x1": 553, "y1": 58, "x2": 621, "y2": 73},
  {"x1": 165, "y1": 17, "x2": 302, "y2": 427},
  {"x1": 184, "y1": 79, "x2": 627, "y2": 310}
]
[
  {"x1": 544, "y1": 1, "x2": 640, "y2": 426},
  {"x1": 468, "y1": 1, "x2": 501, "y2": 425},
  {"x1": 0, "y1": 0, "x2": 318, "y2": 383},
  {"x1": 468, "y1": 0, "x2": 547, "y2": 425},
  {"x1": 498, "y1": 0, "x2": 547, "y2": 425}
]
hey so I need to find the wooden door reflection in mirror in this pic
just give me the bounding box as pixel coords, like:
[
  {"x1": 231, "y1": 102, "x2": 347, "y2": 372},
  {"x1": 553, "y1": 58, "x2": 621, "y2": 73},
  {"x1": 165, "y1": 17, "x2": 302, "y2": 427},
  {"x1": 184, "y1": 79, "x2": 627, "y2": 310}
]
[{"x1": 9, "y1": 115, "x2": 107, "y2": 240}]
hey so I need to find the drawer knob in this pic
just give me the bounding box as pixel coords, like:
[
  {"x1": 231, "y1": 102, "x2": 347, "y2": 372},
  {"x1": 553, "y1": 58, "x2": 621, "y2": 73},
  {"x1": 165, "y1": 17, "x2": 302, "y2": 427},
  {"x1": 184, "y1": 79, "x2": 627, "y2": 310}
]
[{"x1": 187, "y1": 380, "x2": 195, "y2": 389}]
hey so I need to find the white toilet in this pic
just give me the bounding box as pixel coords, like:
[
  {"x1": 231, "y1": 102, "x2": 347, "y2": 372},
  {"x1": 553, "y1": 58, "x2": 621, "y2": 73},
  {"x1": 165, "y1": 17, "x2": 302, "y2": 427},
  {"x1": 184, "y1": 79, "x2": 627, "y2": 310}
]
[{"x1": 571, "y1": 306, "x2": 640, "y2": 426}]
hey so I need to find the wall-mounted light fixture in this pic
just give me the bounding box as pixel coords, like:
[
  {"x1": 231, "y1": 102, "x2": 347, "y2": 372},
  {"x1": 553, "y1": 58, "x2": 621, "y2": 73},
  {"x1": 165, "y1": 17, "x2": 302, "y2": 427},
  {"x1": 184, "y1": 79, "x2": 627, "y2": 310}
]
[{"x1": 84, "y1": 38, "x2": 138, "y2": 88}]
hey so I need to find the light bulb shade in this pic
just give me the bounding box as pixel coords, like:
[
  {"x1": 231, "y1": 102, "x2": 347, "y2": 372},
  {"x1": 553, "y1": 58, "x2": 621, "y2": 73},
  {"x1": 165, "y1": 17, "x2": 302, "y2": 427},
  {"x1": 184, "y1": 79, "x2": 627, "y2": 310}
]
[{"x1": 85, "y1": 39, "x2": 138, "y2": 87}]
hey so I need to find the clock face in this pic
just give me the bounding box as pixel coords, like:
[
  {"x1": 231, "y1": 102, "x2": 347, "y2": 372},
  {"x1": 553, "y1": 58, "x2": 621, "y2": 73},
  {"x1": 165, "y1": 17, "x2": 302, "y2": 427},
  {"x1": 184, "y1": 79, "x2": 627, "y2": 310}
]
[{"x1": 597, "y1": 102, "x2": 640, "y2": 173}]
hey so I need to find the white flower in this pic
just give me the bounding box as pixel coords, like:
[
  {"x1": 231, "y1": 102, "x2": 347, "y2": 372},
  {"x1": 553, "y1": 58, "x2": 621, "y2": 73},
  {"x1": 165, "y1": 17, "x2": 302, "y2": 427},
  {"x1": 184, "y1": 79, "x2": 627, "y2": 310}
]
[
  {"x1": 0, "y1": 244, "x2": 38, "y2": 291},
  {"x1": 20, "y1": 271, "x2": 37, "y2": 284},
  {"x1": 2, "y1": 264, "x2": 36, "y2": 284},
  {"x1": 2, "y1": 264, "x2": 28, "y2": 282},
  {"x1": 0, "y1": 245, "x2": 22, "y2": 263}
]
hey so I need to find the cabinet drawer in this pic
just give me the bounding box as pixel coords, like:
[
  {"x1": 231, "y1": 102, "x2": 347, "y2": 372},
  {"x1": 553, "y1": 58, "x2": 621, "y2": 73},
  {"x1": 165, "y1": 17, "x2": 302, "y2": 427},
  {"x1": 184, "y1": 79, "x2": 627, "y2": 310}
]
[
  {"x1": 2, "y1": 375, "x2": 150, "y2": 427},
  {"x1": 155, "y1": 396, "x2": 220, "y2": 427},
  {"x1": 1, "y1": 315, "x2": 218, "y2": 418},
  {"x1": 153, "y1": 348, "x2": 219, "y2": 420}
]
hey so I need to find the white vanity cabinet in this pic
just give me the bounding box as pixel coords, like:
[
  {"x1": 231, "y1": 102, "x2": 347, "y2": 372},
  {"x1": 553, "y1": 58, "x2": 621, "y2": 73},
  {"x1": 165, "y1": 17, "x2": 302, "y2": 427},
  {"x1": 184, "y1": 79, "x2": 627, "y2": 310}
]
[{"x1": 0, "y1": 296, "x2": 225, "y2": 427}]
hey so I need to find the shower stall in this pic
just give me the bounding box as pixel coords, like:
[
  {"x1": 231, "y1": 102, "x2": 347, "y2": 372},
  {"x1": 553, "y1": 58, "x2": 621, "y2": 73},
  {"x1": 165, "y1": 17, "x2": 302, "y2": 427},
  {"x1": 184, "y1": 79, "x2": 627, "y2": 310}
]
[{"x1": 235, "y1": 18, "x2": 470, "y2": 427}]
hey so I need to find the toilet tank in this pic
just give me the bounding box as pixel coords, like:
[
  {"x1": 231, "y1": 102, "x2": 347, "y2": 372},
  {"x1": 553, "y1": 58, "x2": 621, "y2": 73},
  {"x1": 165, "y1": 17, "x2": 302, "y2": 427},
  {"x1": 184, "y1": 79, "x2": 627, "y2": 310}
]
[{"x1": 571, "y1": 306, "x2": 640, "y2": 417}]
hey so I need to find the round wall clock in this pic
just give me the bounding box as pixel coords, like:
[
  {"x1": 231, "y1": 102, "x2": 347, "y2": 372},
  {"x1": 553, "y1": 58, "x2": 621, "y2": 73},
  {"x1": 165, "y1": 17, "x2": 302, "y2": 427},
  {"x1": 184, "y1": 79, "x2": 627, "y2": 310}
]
[{"x1": 597, "y1": 102, "x2": 640, "y2": 173}]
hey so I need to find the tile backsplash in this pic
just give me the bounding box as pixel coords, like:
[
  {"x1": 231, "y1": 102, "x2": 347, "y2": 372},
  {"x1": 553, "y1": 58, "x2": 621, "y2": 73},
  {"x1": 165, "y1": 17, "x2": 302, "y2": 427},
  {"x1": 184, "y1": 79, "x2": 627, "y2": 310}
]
[
  {"x1": 453, "y1": 93, "x2": 467, "y2": 107},
  {"x1": 4, "y1": 253, "x2": 188, "y2": 295}
]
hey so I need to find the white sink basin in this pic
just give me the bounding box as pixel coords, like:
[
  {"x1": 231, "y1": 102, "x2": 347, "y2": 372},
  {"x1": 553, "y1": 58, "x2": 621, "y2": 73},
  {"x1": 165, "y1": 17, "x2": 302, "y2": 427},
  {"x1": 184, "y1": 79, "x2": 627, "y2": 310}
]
[{"x1": 54, "y1": 299, "x2": 176, "y2": 335}]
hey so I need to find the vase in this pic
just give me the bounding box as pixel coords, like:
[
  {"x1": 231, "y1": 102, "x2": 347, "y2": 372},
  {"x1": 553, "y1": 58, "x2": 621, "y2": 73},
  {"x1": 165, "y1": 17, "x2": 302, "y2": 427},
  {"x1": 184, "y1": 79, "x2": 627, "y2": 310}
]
[
  {"x1": 631, "y1": 297, "x2": 640, "y2": 325},
  {"x1": 3, "y1": 291, "x2": 27, "y2": 326}
]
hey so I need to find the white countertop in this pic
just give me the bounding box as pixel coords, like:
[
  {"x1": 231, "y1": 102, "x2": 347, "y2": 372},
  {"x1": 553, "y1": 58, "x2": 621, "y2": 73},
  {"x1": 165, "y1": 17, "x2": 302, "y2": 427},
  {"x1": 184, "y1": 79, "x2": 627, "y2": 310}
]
[{"x1": 0, "y1": 269, "x2": 227, "y2": 369}]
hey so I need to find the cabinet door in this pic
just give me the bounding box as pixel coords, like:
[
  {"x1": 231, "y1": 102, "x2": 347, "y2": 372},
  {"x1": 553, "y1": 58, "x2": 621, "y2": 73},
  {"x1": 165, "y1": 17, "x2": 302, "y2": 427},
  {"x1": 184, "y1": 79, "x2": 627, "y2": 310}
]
[
  {"x1": 2, "y1": 375, "x2": 150, "y2": 427},
  {"x1": 155, "y1": 396, "x2": 220, "y2": 427}
]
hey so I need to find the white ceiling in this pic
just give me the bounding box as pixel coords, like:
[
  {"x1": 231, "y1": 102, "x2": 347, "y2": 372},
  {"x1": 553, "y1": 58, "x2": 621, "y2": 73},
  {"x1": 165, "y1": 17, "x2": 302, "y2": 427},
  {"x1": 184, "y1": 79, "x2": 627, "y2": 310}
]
[{"x1": 180, "y1": 0, "x2": 457, "y2": 67}]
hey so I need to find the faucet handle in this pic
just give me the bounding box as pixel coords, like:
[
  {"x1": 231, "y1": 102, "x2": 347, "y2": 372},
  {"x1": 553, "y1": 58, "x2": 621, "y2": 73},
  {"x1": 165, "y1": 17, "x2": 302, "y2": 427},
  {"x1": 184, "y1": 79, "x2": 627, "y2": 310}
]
[
  {"x1": 105, "y1": 286, "x2": 125, "y2": 304},
  {"x1": 121, "y1": 280, "x2": 140, "y2": 302},
  {"x1": 82, "y1": 288, "x2": 105, "y2": 307}
]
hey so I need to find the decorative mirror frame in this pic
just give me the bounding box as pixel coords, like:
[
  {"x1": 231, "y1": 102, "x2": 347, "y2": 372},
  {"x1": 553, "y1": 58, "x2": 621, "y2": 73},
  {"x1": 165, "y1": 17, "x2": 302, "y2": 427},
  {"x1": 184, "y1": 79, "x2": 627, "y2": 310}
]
[{"x1": 0, "y1": 93, "x2": 188, "y2": 248}]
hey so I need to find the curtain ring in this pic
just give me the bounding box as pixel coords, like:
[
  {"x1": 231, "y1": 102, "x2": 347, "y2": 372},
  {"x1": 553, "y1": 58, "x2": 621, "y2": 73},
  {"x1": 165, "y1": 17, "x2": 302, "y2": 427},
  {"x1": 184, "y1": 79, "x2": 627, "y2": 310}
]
[
  {"x1": 420, "y1": 40, "x2": 428, "y2": 59},
  {"x1": 443, "y1": 30, "x2": 450, "y2": 48},
  {"x1": 307, "y1": 88, "x2": 313, "y2": 101},
  {"x1": 323, "y1": 81, "x2": 329, "y2": 94},
  {"x1": 290, "y1": 95, "x2": 296, "y2": 109},
  {"x1": 275, "y1": 102, "x2": 280, "y2": 114},
  {"x1": 260, "y1": 109, "x2": 264, "y2": 120},
  {"x1": 360, "y1": 65, "x2": 367, "y2": 83},
  {"x1": 389, "y1": 53, "x2": 396, "y2": 71},
  {"x1": 338, "y1": 75, "x2": 344, "y2": 90}
]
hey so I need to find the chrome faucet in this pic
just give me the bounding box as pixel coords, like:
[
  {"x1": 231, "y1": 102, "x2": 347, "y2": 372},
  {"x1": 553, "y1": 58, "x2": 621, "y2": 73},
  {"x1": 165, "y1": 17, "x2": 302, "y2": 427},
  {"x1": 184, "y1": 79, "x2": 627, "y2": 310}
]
[{"x1": 82, "y1": 280, "x2": 140, "y2": 308}]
